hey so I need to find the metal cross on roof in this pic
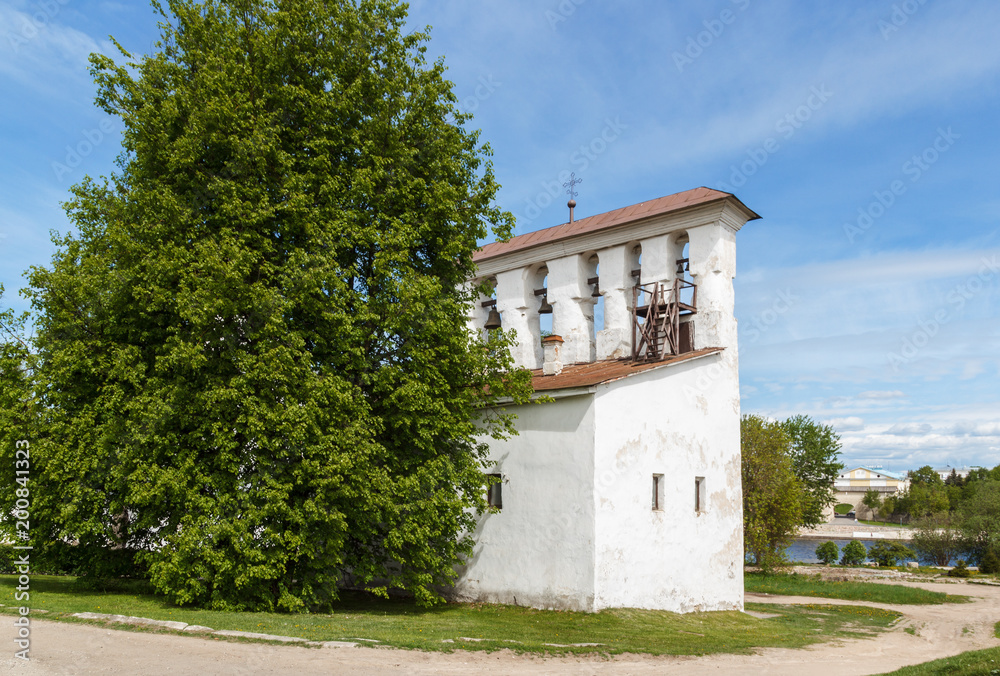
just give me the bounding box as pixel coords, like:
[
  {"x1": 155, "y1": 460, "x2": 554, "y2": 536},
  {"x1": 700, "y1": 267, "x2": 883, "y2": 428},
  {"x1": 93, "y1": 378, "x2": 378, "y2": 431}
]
[
  {"x1": 564, "y1": 172, "x2": 582, "y2": 200},
  {"x1": 564, "y1": 173, "x2": 582, "y2": 223}
]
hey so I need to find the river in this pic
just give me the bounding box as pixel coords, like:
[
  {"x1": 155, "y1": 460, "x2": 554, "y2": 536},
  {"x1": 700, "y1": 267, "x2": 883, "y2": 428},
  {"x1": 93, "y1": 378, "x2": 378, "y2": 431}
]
[{"x1": 783, "y1": 537, "x2": 963, "y2": 566}]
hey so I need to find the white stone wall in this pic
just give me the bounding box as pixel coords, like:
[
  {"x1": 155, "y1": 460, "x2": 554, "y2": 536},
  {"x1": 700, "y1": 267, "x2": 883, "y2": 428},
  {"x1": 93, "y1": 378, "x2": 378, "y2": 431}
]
[
  {"x1": 591, "y1": 354, "x2": 743, "y2": 613},
  {"x1": 451, "y1": 393, "x2": 598, "y2": 611},
  {"x1": 548, "y1": 254, "x2": 596, "y2": 364},
  {"x1": 595, "y1": 244, "x2": 637, "y2": 360},
  {"x1": 458, "y1": 195, "x2": 752, "y2": 613}
]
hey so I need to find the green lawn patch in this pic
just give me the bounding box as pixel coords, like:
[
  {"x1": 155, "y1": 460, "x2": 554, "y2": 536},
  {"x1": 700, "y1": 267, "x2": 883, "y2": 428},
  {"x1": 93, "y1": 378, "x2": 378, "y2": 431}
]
[
  {"x1": 0, "y1": 575, "x2": 900, "y2": 656},
  {"x1": 876, "y1": 646, "x2": 1000, "y2": 675},
  {"x1": 745, "y1": 572, "x2": 969, "y2": 605},
  {"x1": 857, "y1": 519, "x2": 907, "y2": 528}
]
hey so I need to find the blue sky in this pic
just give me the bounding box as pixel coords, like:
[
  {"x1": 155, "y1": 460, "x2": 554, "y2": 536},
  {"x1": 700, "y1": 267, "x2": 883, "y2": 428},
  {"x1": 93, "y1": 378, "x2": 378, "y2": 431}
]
[{"x1": 1, "y1": 0, "x2": 998, "y2": 471}]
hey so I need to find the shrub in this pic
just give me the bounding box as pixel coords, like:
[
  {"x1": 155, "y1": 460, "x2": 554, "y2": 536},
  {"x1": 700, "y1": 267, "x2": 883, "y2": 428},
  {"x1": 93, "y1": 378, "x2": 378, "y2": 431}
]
[
  {"x1": 978, "y1": 549, "x2": 1000, "y2": 575},
  {"x1": 0, "y1": 543, "x2": 15, "y2": 574},
  {"x1": 868, "y1": 541, "x2": 915, "y2": 568},
  {"x1": 815, "y1": 541, "x2": 839, "y2": 565},
  {"x1": 840, "y1": 540, "x2": 868, "y2": 566},
  {"x1": 948, "y1": 560, "x2": 972, "y2": 578}
]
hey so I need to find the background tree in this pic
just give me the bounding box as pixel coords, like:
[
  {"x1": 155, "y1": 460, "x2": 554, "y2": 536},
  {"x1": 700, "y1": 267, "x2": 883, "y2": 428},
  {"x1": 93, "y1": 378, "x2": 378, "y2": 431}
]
[
  {"x1": 957, "y1": 482, "x2": 1000, "y2": 565},
  {"x1": 881, "y1": 494, "x2": 897, "y2": 522},
  {"x1": 894, "y1": 467, "x2": 949, "y2": 521},
  {"x1": 815, "y1": 541, "x2": 839, "y2": 565},
  {"x1": 781, "y1": 415, "x2": 843, "y2": 528},
  {"x1": 867, "y1": 541, "x2": 915, "y2": 568},
  {"x1": 741, "y1": 415, "x2": 802, "y2": 572},
  {"x1": 862, "y1": 488, "x2": 882, "y2": 521},
  {"x1": 840, "y1": 540, "x2": 867, "y2": 566},
  {"x1": 911, "y1": 514, "x2": 961, "y2": 567},
  {"x1": 24, "y1": 0, "x2": 531, "y2": 611},
  {"x1": 909, "y1": 465, "x2": 945, "y2": 487}
]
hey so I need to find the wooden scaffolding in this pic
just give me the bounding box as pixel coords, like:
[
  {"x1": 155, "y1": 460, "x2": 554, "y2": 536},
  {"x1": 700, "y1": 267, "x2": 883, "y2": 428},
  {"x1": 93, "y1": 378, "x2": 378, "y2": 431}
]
[{"x1": 631, "y1": 275, "x2": 697, "y2": 361}]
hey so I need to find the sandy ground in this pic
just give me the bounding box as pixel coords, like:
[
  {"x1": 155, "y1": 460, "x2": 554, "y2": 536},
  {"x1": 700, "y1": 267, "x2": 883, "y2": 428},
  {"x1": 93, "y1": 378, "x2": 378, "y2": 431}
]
[{"x1": 2, "y1": 580, "x2": 998, "y2": 676}]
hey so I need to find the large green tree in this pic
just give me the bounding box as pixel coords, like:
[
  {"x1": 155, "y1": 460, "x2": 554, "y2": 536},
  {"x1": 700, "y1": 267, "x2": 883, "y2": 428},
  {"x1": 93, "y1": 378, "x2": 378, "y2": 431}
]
[
  {"x1": 895, "y1": 466, "x2": 949, "y2": 520},
  {"x1": 24, "y1": 0, "x2": 530, "y2": 611},
  {"x1": 781, "y1": 415, "x2": 843, "y2": 528},
  {"x1": 741, "y1": 415, "x2": 802, "y2": 572},
  {"x1": 957, "y1": 481, "x2": 1000, "y2": 565}
]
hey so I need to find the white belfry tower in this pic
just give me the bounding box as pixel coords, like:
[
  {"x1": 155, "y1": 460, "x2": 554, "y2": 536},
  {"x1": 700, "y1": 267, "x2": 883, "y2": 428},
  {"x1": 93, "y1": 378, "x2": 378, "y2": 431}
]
[{"x1": 455, "y1": 187, "x2": 759, "y2": 613}]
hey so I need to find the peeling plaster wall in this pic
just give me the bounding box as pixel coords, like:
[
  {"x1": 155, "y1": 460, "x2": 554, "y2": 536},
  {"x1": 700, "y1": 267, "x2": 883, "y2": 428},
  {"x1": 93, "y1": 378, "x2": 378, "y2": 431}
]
[
  {"x1": 451, "y1": 393, "x2": 598, "y2": 611},
  {"x1": 591, "y1": 354, "x2": 743, "y2": 613}
]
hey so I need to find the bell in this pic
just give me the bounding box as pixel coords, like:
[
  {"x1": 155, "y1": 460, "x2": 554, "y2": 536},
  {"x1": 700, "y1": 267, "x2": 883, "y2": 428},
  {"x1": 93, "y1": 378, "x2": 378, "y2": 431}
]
[
  {"x1": 484, "y1": 307, "x2": 502, "y2": 330},
  {"x1": 538, "y1": 296, "x2": 553, "y2": 314},
  {"x1": 591, "y1": 282, "x2": 601, "y2": 298}
]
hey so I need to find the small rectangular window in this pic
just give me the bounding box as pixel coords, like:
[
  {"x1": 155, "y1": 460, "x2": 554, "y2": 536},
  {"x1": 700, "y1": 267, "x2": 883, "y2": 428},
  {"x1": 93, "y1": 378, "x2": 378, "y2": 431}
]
[
  {"x1": 695, "y1": 476, "x2": 705, "y2": 513},
  {"x1": 487, "y1": 473, "x2": 503, "y2": 510},
  {"x1": 652, "y1": 474, "x2": 664, "y2": 511}
]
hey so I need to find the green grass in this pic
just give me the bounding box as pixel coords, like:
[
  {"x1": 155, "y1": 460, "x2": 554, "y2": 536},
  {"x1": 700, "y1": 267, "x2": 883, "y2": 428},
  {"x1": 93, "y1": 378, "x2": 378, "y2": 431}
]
[
  {"x1": 0, "y1": 575, "x2": 901, "y2": 656},
  {"x1": 834, "y1": 503, "x2": 854, "y2": 515},
  {"x1": 745, "y1": 572, "x2": 970, "y2": 605},
  {"x1": 876, "y1": 647, "x2": 1000, "y2": 675},
  {"x1": 856, "y1": 519, "x2": 908, "y2": 527}
]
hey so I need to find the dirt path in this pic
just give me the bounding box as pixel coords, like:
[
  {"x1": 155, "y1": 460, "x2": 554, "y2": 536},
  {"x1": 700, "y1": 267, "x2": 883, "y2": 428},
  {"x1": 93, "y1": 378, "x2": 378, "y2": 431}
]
[{"x1": 2, "y1": 581, "x2": 998, "y2": 675}]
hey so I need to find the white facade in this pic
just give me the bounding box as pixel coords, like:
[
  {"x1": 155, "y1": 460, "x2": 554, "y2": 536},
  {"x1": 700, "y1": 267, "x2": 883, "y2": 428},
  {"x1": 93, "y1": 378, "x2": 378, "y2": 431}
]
[{"x1": 453, "y1": 188, "x2": 757, "y2": 613}]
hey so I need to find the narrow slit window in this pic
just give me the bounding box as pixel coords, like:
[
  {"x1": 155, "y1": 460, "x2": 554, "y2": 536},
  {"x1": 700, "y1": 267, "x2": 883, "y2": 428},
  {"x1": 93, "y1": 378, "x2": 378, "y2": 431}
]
[
  {"x1": 695, "y1": 476, "x2": 705, "y2": 513},
  {"x1": 652, "y1": 474, "x2": 664, "y2": 511},
  {"x1": 487, "y1": 473, "x2": 503, "y2": 510}
]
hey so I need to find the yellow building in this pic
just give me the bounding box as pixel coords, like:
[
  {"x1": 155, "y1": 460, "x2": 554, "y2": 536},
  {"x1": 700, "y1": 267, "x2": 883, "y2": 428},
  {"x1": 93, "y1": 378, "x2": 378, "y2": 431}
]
[{"x1": 831, "y1": 466, "x2": 907, "y2": 518}]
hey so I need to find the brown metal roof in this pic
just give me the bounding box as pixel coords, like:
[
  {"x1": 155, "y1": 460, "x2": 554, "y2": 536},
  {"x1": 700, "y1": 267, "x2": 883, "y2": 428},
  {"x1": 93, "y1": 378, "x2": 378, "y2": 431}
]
[
  {"x1": 530, "y1": 348, "x2": 724, "y2": 392},
  {"x1": 476, "y1": 187, "x2": 758, "y2": 263}
]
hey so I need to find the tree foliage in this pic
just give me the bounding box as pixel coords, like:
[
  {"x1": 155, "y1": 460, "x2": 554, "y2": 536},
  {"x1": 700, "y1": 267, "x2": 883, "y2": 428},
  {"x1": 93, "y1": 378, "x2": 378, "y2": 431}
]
[
  {"x1": 867, "y1": 541, "x2": 914, "y2": 568},
  {"x1": 781, "y1": 415, "x2": 843, "y2": 528},
  {"x1": 23, "y1": 0, "x2": 531, "y2": 611},
  {"x1": 741, "y1": 415, "x2": 802, "y2": 572},
  {"x1": 862, "y1": 488, "x2": 882, "y2": 521},
  {"x1": 911, "y1": 514, "x2": 961, "y2": 567},
  {"x1": 815, "y1": 541, "x2": 839, "y2": 565},
  {"x1": 840, "y1": 540, "x2": 867, "y2": 566},
  {"x1": 957, "y1": 482, "x2": 1000, "y2": 565}
]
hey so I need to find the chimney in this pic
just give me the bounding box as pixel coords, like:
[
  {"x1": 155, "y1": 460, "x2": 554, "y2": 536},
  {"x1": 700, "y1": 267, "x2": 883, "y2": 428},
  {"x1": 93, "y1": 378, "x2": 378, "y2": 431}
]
[{"x1": 542, "y1": 335, "x2": 564, "y2": 376}]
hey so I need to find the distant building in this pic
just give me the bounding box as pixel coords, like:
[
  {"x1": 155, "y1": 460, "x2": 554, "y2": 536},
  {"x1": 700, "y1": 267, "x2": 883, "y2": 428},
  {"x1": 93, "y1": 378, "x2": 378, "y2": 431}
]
[
  {"x1": 932, "y1": 465, "x2": 983, "y2": 482},
  {"x1": 830, "y1": 466, "x2": 907, "y2": 519},
  {"x1": 835, "y1": 466, "x2": 907, "y2": 494}
]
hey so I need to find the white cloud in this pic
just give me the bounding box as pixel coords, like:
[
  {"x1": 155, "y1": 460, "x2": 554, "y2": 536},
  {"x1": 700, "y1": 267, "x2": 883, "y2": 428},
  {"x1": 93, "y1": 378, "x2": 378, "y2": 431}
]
[
  {"x1": 0, "y1": 3, "x2": 111, "y2": 97},
  {"x1": 825, "y1": 416, "x2": 865, "y2": 432},
  {"x1": 859, "y1": 390, "x2": 906, "y2": 400}
]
